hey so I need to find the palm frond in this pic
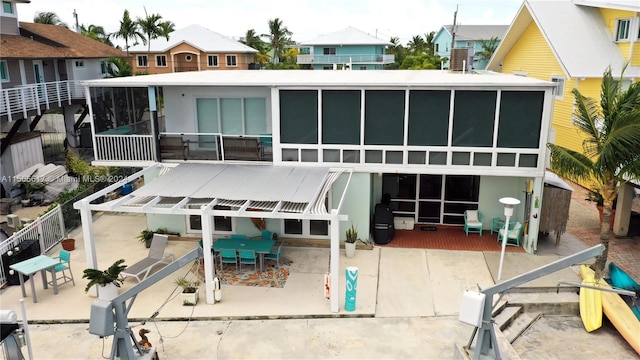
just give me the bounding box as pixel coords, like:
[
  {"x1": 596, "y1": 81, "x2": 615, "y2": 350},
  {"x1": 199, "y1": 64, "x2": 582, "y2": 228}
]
[{"x1": 547, "y1": 143, "x2": 596, "y2": 183}]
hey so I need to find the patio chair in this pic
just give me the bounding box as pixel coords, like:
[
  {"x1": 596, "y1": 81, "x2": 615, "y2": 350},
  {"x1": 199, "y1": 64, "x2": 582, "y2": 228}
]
[
  {"x1": 121, "y1": 234, "x2": 174, "y2": 282},
  {"x1": 46, "y1": 249, "x2": 75, "y2": 287},
  {"x1": 263, "y1": 243, "x2": 283, "y2": 267},
  {"x1": 218, "y1": 248, "x2": 238, "y2": 273},
  {"x1": 230, "y1": 234, "x2": 247, "y2": 240},
  {"x1": 498, "y1": 221, "x2": 523, "y2": 246},
  {"x1": 464, "y1": 210, "x2": 484, "y2": 236},
  {"x1": 238, "y1": 249, "x2": 257, "y2": 272},
  {"x1": 261, "y1": 230, "x2": 274, "y2": 241}
]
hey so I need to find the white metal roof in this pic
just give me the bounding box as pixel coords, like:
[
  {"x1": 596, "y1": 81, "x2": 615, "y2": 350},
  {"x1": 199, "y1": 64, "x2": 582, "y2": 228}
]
[
  {"x1": 300, "y1": 27, "x2": 392, "y2": 46},
  {"x1": 92, "y1": 164, "x2": 348, "y2": 219},
  {"x1": 488, "y1": 0, "x2": 640, "y2": 78},
  {"x1": 128, "y1": 24, "x2": 258, "y2": 53},
  {"x1": 442, "y1": 25, "x2": 509, "y2": 41},
  {"x1": 82, "y1": 69, "x2": 555, "y2": 88}
]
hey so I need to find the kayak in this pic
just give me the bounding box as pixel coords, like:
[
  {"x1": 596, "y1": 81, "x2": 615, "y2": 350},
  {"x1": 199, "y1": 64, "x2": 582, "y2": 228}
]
[
  {"x1": 608, "y1": 262, "x2": 640, "y2": 320},
  {"x1": 579, "y1": 265, "x2": 602, "y2": 332}
]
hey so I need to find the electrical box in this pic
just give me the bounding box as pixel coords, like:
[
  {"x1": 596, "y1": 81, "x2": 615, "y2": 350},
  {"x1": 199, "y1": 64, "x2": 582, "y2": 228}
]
[
  {"x1": 89, "y1": 300, "x2": 115, "y2": 336},
  {"x1": 458, "y1": 290, "x2": 486, "y2": 327}
]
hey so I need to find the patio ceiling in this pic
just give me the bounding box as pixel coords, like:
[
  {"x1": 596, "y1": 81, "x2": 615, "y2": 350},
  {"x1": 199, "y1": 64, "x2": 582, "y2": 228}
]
[{"x1": 86, "y1": 163, "x2": 350, "y2": 220}]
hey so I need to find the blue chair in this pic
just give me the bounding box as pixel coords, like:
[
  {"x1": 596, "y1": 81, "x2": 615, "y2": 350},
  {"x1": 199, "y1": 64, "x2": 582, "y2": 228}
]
[
  {"x1": 264, "y1": 243, "x2": 283, "y2": 267},
  {"x1": 463, "y1": 210, "x2": 484, "y2": 236},
  {"x1": 498, "y1": 221, "x2": 523, "y2": 247},
  {"x1": 46, "y1": 249, "x2": 75, "y2": 287},
  {"x1": 238, "y1": 249, "x2": 257, "y2": 272},
  {"x1": 261, "y1": 230, "x2": 274, "y2": 241},
  {"x1": 218, "y1": 249, "x2": 238, "y2": 273},
  {"x1": 230, "y1": 234, "x2": 247, "y2": 240}
]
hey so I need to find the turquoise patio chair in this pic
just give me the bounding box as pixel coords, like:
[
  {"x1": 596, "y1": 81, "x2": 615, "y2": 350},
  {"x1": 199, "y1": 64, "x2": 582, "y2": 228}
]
[
  {"x1": 264, "y1": 243, "x2": 283, "y2": 267},
  {"x1": 238, "y1": 249, "x2": 257, "y2": 272},
  {"x1": 218, "y1": 249, "x2": 238, "y2": 273},
  {"x1": 464, "y1": 210, "x2": 484, "y2": 236},
  {"x1": 46, "y1": 249, "x2": 75, "y2": 287},
  {"x1": 498, "y1": 221, "x2": 523, "y2": 247},
  {"x1": 230, "y1": 234, "x2": 247, "y2": 240}
]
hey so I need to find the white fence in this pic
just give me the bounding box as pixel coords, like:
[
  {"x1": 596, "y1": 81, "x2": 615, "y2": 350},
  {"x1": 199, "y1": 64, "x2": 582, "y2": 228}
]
[
  {"x1": 0, "y1": 81, "x2": 85, "y2": 121},
  {"x1": 0, "y1": 205, "x2": 66, "y2": 288},
  {"x1": 94, "y1": 134, "x2": 155, "y2": 162}
]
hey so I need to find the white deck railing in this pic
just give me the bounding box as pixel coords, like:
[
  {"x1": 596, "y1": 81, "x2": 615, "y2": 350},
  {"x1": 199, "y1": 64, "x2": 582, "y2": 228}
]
[
  {"x1": 297, "y1": 54, "x2": 395, "y2": 65},
  {"x1": 1, "y1": 80, "x2": 85, "y2": 121},
  {"x1": 94, "y1": 134, "x2": 155, "y2": 162},
  {"x1": 0, "y1": 205, "x2": 66, "y2": 288}
]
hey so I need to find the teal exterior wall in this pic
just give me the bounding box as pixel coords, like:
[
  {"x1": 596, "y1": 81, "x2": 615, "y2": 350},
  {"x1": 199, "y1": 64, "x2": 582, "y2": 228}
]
[
  {"x1": 310, "y1": 44, "x2": 387, "y2": 70},
  {"x1": 333, "y1": 172, "x2": 372, "y2": 242},
  {"x1": 478, "y1": 175, "x2": 527, "y2": 228}
]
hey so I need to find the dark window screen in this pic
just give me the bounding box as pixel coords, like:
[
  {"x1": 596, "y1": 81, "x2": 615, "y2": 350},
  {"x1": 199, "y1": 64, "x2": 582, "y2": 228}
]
[
  {"x1": 280, "y1": 90, "x2": 318, "y2": 144},
  {"x1": 364, "y1": 90, "x2": 405, "y2": 145},
  {"x1": 408, "y1": 90, "x2": 450, "y2": 146},
  {"x1": 452, "y1": 91, "x2": 496, "y2": 147},
  {"x1": 497, "y1": 91, "x2": 544, "y2": 148},
  {"x1": 322, "y1": 90, "x2": 361, "y2": 144},
  {"x1": 444, "y1": 175, "x2": 480, "y2": 201}
]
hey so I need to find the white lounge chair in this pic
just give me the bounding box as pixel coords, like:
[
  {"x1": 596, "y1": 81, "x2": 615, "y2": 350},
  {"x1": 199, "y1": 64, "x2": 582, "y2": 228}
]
[{"x1": 122, "y1": 234, "x2": 174, "y2": 282}]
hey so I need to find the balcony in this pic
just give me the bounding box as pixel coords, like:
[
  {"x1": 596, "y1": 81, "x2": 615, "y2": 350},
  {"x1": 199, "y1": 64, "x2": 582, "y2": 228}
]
[
  {"x1": 297, "y1": 54, "x2": 395, "y2": 65},
  {"x1": 93, "y1": 132, "x2": 273, "y2": 164},
  {"x1": 1, "y1": 81, "x2": 87, "y2": 121}
]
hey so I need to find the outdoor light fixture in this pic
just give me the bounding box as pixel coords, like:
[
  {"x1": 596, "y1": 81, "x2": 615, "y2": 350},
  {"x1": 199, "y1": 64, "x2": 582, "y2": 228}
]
[{"x1": 497, "y1": 197, "x2": 521, "y2": 280}]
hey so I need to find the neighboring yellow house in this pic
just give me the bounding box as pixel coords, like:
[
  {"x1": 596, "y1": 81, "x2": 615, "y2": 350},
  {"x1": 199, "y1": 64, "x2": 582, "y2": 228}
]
[
  {"x1": 129, "y1": 24, "x2": 258, "y2": 74},
  {"x1": 488, "y1": 0, "x2": 640, "y2": 155}
]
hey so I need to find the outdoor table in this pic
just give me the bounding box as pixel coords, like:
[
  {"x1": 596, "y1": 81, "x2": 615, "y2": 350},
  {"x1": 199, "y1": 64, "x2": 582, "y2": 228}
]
[
  {"x1": 213, "y1": 238, "x2": 275, "y2": 271},
  {"x1": 9, "y1": 255, "x2": 59, "y2": 303}
]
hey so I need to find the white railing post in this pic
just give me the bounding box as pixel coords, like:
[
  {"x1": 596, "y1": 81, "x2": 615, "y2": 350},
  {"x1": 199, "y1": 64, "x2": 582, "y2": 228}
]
[
  {"x1": 3, "y1": 90, "x2": 11, "y2": 122},
  {"x1": 57, "y1": 204, "x2": 66, "y2": 239},
  {"x1": 36, "y1": 217, "x2": 45, "y2": 252}
]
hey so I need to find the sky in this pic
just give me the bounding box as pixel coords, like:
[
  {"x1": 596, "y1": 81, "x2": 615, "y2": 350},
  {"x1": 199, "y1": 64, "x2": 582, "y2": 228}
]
[{"x1": 17, "y1": 0, "x2": 522, "y2": 45}]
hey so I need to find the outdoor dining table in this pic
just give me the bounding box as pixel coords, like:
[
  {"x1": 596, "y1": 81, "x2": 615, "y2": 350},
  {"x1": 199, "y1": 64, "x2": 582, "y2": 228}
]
[
  {"x1": 213, "y1": 238, "x2": 275, "y2": 271},
  {"x1": 9, "y1": 255, "x2": 59, "y2": 303}
]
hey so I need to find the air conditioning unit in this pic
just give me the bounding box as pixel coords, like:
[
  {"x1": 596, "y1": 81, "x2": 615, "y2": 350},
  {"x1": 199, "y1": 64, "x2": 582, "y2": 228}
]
[
  {"x1": 6, "y1": 214, "x2": 19, "y2": 228},
  {"x1": 20, "y1": 218, "x2": 33, "y2": 226},
  {"x1": 450, "y1": 48, "x2": 474, "y2": 72}
]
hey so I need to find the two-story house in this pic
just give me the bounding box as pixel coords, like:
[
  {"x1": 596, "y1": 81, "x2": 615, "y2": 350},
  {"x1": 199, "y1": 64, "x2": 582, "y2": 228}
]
[
  {"x1": 0, "y1": 0, "x2": 127, "y2": 195},
  {"x1": 433, "y1": 25, "x2": 509, "y2": 70},
  {"x1": 487, "y1": 0, "x2": 640, "y2": 236},
  {"x1": 128, "y1": 24, "x2": 258, "y2": 74},
  {"x1": 74, "y1": 70, "x2": 556, "y2": 310},
  {"x1": 296, "y1": 27, "x2": 394, "y2": 70}
]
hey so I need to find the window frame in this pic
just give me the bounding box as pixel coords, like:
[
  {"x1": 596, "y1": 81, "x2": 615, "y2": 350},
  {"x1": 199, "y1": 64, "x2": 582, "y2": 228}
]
[
  {"x1": 2, "y1": 1, "x2": 14, "y2": 15},
  {"x1": 137, "y1": 55, "x2": 148, "y2": 67},
  {"x1": 207, "y1": 55, "x2": 219, "y2": 67},
  {"x1": 74, "y1": 60, "x2": 85, "y2": 68},
  {"x1": 155, "y1": 54, "x2": 167, "y2": 67},
  {"x1": 550, "y1": 76, "x2": 565, "y2": 100},
  {"x1": 0, "y1": 60, "x2": 9, "y2": 83},
  {"x1": 225, "y1": 54, "x2": 238, "y2": 67},
  {"x1": 323, "y1": 47, "x2": 337, "y2": 55},
  {"x1": 615, "y1": 18, "x2": 631, "y2": 41}
]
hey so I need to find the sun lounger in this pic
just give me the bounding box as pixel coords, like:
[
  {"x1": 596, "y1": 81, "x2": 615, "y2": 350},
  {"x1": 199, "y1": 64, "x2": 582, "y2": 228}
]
[{"x1": 122, "y1": 234, "x2": 174, "y2": 282}]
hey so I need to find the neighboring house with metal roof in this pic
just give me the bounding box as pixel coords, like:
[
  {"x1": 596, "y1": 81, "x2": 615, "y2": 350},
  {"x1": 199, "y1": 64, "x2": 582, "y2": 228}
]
[
  {"x1": 487, "y1": 0, "x2": 640, "y2": 237},
  {"x1": 296, "y1": 27, "x2": 394, "y2": 70},
  {"x1": 0, "y1": 0, "x2": 127, "y2": 194},
  {"x1": 128, "y1": 24, "x2": 259, "y2": 74},
  {"x1": 433, "y1": 25, "x2": 509, "y2": 70},
  {"x1": 77, "y1": 69, "x2": 556, "y2": 310}
]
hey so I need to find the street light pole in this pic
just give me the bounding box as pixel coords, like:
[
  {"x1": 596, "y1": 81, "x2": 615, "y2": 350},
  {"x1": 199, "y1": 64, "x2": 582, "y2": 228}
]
[{"x1": 498, "y1": 197, "x2": 521, "y2": 280}]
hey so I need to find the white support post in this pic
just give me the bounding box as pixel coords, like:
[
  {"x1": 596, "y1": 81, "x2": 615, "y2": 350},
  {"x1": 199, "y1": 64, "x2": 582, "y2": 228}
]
[
  {"x1": 201, "y1": 205, "x2": 215, "y2": 304},
  {"x1": 79, "y1": 199, "x2": 98, "y2": 270},
  {"x1": 330, "y1": 211, "x2": 340, "y2": 313}
]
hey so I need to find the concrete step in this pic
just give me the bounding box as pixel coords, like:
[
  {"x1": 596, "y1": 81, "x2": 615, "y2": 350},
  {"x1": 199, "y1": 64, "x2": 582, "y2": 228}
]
[
  {"x1": 494, "y1": 306, "x2": 523, "y2": 331},
  {"x1": 502, "y1": 312, "x2": 541, "y2": 343},
  {"x1": 491, "y1": 299, "x2": 508, "y2": 317},
  {"x1": 502, "y1": 291, "x2": 579, "y2": 315}
]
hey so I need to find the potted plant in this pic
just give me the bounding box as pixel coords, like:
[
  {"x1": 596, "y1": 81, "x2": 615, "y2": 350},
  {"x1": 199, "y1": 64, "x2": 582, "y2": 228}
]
[
  {"x1": 17, "y1": 179, "x2": 47, "y2": 207},
  {"x1": 345, "y1": 223, "x2": 359, "y2": 258},
  {"x1": 83, "y1": 259, "x2": 127, "y2": 300},
  {"x1": 175, "y1": 276, "x2": 200, "y2": 305},
  {"x1": 137, "y1": 227, "x2": 179, "y2": 248},
  {"x1": 61, "y1": 238, "x2": 75, "y2": 251}
]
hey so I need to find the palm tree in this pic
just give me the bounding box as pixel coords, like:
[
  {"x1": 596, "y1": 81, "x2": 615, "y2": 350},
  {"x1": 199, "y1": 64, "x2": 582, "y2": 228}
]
[
  {"x1": 477, "y1": 37, "x2": 500, "y2": 61},
  {"x1": 547, "y1": 67, "x2": 640, "y2": 279},
  {"x1": 137, "y1": 11, "x2": 165, "y2": 61},
  {"x1": 262, "y1": 18, "x2": 292, "y2": 64},
  {"x1": 34, "y1": 11, "x2": 68, "y2": 27},
  {"x1": 386, "y1": 36, "x2": 406, "y2": 69},
  {"x1": 112, "y1": 10, "x2": 146, "y2": 56},
  {"x1": 105, "y1": 57, "x2": 133, "y2": 77},
  {"x1": 424, "y1": 31, "x2": 436, "y2": 56},
  {"x1": 80, "y1": 24, "x2": 113, "y2": 46},
  {"x1": 407, "y1": 35, "x2": 426, "y2": 55},
  {"x1": 158, "y1": 20, "x2": 175, "y2": 41},
  {"x1": 242, "y1": 29, "x2": 270, "y2": 66}
]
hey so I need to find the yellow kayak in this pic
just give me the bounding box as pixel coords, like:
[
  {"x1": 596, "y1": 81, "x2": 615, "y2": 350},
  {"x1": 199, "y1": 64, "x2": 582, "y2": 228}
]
[{"x1": 579, "y1": 265, "x2": 602, "y2": 332}]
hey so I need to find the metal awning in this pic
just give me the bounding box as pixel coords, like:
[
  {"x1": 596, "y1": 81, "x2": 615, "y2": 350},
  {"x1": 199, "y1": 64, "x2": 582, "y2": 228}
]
[{"x1": 86, "y1": 163, "x2": 350, "y2": 220}]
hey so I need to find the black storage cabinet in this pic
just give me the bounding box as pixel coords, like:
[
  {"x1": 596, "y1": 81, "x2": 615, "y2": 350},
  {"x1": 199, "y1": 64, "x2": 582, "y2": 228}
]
[
  {"x1": 2, "y1": 239, "x2": 41, "y2": 285},
  {"x1": 373, "y1": 203, "x2": 395, "y2": 244}
]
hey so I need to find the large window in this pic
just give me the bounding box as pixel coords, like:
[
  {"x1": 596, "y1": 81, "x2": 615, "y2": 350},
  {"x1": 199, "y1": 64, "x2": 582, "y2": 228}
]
[
  {"x1": 323, "y1": 47, "x2": 336, "y2": 55},
  {"x1": 280, "y1": 90, "x2": 318, "y2": 144},
  {"x1": 364, "y1": 90, "x2": 405, "y2": 145},
  {"x1": 137, "y1": 55, "x2": 148, "y2": 67},
  {"x1": 2, "y1": 1, "x2": 13, "y2": 14},
  {"x1": 616, "y1": 19, "x2": 630, "y2": 41},
  {"x1": 408, "y1": 90, "x2": 450, "y2": 146},
  {"x1": 188, "y1": 206, "x2": 233, "y2": 233},
  {"x1": 208, "y1": 55, "x2": 219, "y2": 67},
  {"x1": 0, "y1": 61, "x2": 9, "y2": 83},
  {"x1": 497, "y1": 91, "x2": 544, "y2": 149},
  {"x1": 452, "y1": 90, "x2": 496, "y2": 147},
  {"x1": 196, "y1": 97, "x2": 267, "y2": 136},
  {"x1": 322, "y1": 90, "x2": 361, "y2": 144},
  {"x1": 156, "y1": 55, "x2": 167, "y2": 67}
]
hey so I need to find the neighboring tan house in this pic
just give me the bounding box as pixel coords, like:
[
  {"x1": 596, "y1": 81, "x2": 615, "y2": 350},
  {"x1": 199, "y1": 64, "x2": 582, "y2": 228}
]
[
  {"x1": 433, "y1": 25, "x2": 508, "y2": 70},
  {"x1": 296, "y1": 27, "x2": 394, "y2": 70},
  {"x1": 128, "y1": 24, "x2": 259, "y2": 74},
  {"x1": 78, "y1": 70, "x2": 555, "y2": 312},
  {"x1": 487, "y1": 0, "x2": 640, "y2": 237},
  {"x1": 0, "y1": 0, "x2": 127, "y2": 195}
]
